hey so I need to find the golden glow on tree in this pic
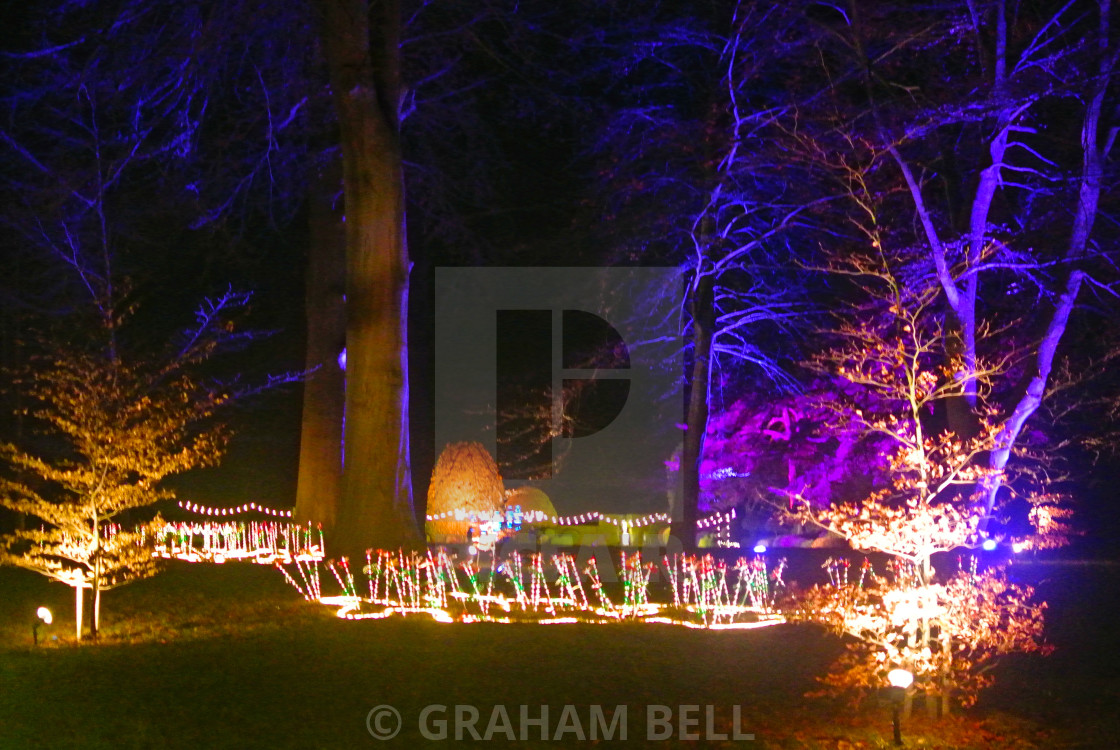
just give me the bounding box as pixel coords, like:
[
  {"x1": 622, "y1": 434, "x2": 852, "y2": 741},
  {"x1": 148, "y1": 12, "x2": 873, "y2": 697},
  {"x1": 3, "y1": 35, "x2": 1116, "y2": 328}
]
[
  {"x1": 784, "y1": 255, "x2": 1057, "y2": 711},
  {"x1": 0, "y1": 292, "x2": 279, "y2": 639},
  {"x1": 425, "y1": 442, "x2": 505, "y2": 543}
]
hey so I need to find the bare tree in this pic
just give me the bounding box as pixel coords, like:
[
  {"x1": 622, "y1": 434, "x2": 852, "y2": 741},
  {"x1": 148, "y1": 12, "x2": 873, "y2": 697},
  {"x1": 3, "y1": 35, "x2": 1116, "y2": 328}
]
[
  {"x1": 583, "y1": 3, "x2": 823, "y2": 548},
  {"x1": 0, "y1": 7, "x2": 298, "y2": 636},
  {"x1": 802, "y1": 0, "x2": 1118, "y2": 521}
]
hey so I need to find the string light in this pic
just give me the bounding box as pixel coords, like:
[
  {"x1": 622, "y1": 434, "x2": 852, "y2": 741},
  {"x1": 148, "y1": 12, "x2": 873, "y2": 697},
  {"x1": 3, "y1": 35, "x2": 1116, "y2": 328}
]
[
  {"x1": 155, "y1": 520, "x2": 321, "y2": 564},
  {"x1": 177, "y1": 500, "x2": 292, "y2": 518},
  {"x1": 105, "y1": 512, "x2": 783, "y2": 629},
  {"x1": 272, "y1": 548, "x2": 788, "y2": 629},
  {"x1": 425, "y1": 508, "x2": 734, "y2": 532}
]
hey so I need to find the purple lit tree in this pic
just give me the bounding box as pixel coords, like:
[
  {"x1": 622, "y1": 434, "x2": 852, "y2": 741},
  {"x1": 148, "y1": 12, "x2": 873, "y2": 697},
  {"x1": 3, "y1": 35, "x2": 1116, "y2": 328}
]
[
  {"x1": 679, "y1": 0, "x2": 1118, "y2": 547},
  {"x1": 696, "y1": 381, "x2": 887, "y2": 519}
]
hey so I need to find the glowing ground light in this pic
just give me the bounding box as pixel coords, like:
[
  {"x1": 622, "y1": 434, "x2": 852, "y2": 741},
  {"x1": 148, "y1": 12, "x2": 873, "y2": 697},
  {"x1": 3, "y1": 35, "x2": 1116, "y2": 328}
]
[
  {"x1": 887, "y1": 668, "x2": 914, "y2": 688},
  {"x1": 753, "y1": 544, "x2": 767, "y2": 554},
  {"x1": 887, "y1": 668, "x2": 914, "y2": 746},
  {"x1": 981, "y1": 538, "x2": 998, "y2": 551},
  {"x1": 33, "y1": 606, "x2": 52, "y2": 646}
]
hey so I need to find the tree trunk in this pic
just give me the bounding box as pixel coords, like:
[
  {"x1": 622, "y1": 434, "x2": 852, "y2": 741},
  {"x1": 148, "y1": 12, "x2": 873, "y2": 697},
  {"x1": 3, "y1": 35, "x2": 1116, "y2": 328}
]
[
  {"x1": 940, "y1": 626, "x2": 952, "y2": 717},
  {"x1": 982, "y1": 270, "x2": 1085, "y2": 515},
  {"x1": 314, "y1": 0, "x2": 420, "y2": 557},
  {"x1": 91, "y1": 513, "x2": 100, "y2": 638},
  {"x1": 294, "y1": 156, "x2": 347, "y2": 533},
  {"x1": 943, "y1": 322, "x2": 979, "y2": 440},
  {"x1": 93, "y1": 585, "x2": 101, "y2": 637},
  {"x1": 674, "y1": 274, "x2": 714, "y2": 552},
  {"x1": 74, "y1": 584, "x2": 83, "y2": 641},
  {"x1": 981, "y1": 4, "x2": 1112, "y2": 517}
]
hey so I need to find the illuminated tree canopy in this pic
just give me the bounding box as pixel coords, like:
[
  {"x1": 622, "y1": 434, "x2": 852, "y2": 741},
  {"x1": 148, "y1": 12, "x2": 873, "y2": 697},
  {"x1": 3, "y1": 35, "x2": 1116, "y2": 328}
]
[{"x1": 0, "y1": 291, "x2": 291, "y2": 639}]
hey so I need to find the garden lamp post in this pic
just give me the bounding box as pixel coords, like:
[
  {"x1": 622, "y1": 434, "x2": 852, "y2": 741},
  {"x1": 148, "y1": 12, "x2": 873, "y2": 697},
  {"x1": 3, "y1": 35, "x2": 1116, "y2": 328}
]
[
  {"x1": 33, "y1": 606, "x2": 52, "y2": 646},
  {"x1": 887, "y1": 668, "x2": 913, "y2": 746}
]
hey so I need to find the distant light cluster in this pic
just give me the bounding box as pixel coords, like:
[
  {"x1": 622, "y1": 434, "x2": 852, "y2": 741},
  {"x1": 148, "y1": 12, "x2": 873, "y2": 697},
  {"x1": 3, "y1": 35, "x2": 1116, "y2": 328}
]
[
  {"x1": 424, "y1": 509, "x2": 672, "y2": 528},
  {"x1": 696, "y1": 509, "x2": 736, "y2": 530}
]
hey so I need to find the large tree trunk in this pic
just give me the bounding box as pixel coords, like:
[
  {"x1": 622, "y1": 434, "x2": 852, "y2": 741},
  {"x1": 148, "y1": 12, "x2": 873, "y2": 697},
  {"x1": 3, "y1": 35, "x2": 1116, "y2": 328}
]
[
  {"x1": 674, "y1": 274, "x2": 714, "y2": 553},
  {"x1": 315, "y1": 0, "x2": 420, "y2": 557},
  {"x1": 294, "y1": 157, "x2": 347, "y2": 533}
]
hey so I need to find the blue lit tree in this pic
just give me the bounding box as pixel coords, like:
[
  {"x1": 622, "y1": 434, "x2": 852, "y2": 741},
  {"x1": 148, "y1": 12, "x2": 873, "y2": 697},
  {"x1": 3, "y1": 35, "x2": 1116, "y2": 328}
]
[
  {"x1": 579, "y1": 2, "x2": 827, "y2": 548},
  {"x1": 576, "y1": 0, "x2": 1118, "y2": 549}
]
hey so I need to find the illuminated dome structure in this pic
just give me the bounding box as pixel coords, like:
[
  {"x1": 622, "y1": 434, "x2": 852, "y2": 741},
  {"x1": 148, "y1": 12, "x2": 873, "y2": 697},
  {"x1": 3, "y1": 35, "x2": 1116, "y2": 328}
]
[
  {"x1": 425, "y1": 442, "x2": 505, "y2": 543},
  {"x1": 505, "y1": 486, "x2": 557, "y2": 520}
]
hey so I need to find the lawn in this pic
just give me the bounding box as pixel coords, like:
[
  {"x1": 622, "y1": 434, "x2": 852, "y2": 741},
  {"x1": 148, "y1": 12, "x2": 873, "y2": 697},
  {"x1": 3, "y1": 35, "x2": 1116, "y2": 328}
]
[{"x1": 1, "y1": 556, "x2": 1116, "y2": 749}]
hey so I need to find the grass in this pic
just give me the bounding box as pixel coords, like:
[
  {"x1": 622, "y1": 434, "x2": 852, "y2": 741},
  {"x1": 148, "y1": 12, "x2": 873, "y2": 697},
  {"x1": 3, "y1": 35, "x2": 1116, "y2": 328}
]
[{"x1": 1, "y1": 557, "x2": 1116, "y2": 749}]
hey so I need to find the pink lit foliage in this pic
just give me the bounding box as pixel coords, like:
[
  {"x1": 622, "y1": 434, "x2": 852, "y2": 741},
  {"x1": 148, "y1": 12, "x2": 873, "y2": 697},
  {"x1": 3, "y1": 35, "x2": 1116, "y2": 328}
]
[{"x1": 698, "y1": 383, "x2": 893, "y2": 515}]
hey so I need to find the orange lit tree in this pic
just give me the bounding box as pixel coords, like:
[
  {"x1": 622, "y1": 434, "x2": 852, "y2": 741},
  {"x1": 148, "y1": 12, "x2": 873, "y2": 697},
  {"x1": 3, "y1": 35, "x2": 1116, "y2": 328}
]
[
  {"x1": 785, "y1": 247, "x2": 1059, "y2": 714},
  {"x1": 425, "y1": 442, "x2": 505, "y2": 543},
  {"x1": 0, "y1": 291, "x2": 286, "y2": 640}
]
